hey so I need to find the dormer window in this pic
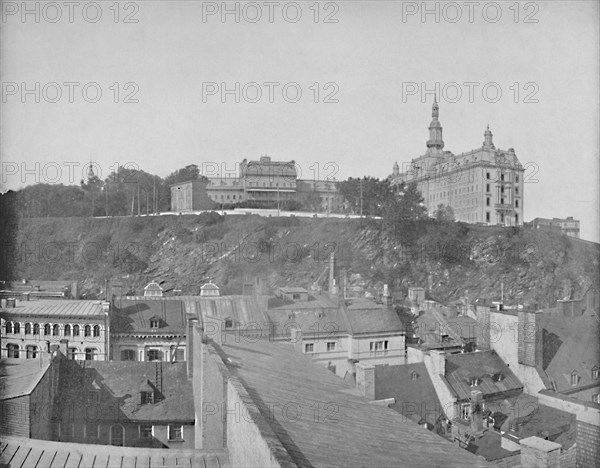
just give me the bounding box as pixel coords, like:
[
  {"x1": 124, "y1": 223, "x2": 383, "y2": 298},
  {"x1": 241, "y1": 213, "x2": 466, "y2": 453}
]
[
  {"x1": 225, "y1": 319, "x2": 233, "y2": 329},
  {"x1": 140, "y1": 391, "x2": 154, "y2": 404},
  {"x1": 469, "y1": 378, "x2": 481, "y2": 387},
  {"x1": 493, "y1": 373, "x2": 505, "y2": 382},
  {"x1": 150, "y1": 318, "x2": 160, "y2": 329},
  {"x1": 411, "y1": 371, "x2": 418, "y2": 381},
  {"x1": 592, "y1": 366, "x2": 599, "y2": 379},
  {"x1": 570, "y1": 371, "x2": 579, "y2": 386}
]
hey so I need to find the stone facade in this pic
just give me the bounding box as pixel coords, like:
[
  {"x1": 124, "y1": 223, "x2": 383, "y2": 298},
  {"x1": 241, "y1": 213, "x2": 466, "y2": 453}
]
[{"x1": 391, "y1": 100, "x2": 525, "y2": 226}]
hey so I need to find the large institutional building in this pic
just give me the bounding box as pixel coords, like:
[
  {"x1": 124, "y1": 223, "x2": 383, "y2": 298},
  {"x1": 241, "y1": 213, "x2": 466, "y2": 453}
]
[
  {"x1": 391, "y1": 100, "x2": 525, "y2": 226},
  {"x1": 171, "y1": 156, "x2": 343, "y2": 213}
]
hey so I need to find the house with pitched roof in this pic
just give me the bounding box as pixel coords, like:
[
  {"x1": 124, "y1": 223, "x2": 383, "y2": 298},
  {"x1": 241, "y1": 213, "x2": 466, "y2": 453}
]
[
  {"x1": 267, "y1": 295, "x2": 406, "y2": 378},
  {"x1": 54, "y1": 350, "x2": 195, "y2": 449},
  {"x1": 0, "y1": 355, "x2": 55, "y2": 439}
]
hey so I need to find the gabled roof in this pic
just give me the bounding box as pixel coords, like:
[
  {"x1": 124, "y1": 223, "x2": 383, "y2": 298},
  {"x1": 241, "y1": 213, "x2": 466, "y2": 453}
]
[
  {"x1": 343, "y1": 300, "x2": 405, "y2": 334},
  {"x1": 374, "y1": 362, "x2": 443, "y2": 427},
  {"x1": 200, "y1": 282, "x2": 219, "y2": 290},
  {"x1": 538, "y1": 313, "x2": 600, "y2": 393},
  {"x1": 444, "y1": 351, "x2": 523, "y2": 400},
  {"x1": 217, "y1": 338, "x2": 490, "y2": 467},
  {"x1": 0, "y1": 356, "x2": 51, "y2": 400},
  {"x1": 56, "y1": 359, "x2": 193, "y2": 423},
  {"x1": 0, "y1": 436, "x2": 225, "y2": 468},
  {"x1": 111, "y1": 299, "x2": 186, "y2": 335}
]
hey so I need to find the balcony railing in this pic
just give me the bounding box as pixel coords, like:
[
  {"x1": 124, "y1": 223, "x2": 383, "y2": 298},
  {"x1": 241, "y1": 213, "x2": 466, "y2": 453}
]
[{"x1": 495, "y1": 203, "x2": 514, "y2": 212}]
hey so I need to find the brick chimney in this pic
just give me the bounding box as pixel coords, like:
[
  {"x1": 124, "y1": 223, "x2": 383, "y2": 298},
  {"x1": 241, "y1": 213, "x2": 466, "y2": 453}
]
[
  {"x1": 520, "y1": 436, "x2": 561, "y2": 468},
  {"x1": 518, "y1": 310, "x2": 543, "y2": 367},
  {"x1": 470, "y1": 390, "x2": 484, "y2": 435}
]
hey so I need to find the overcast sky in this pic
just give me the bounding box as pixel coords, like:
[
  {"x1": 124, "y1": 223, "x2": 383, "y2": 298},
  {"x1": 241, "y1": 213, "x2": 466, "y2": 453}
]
[{"x1": 1, "y1": 1, "x2": 598, "y2": 241}]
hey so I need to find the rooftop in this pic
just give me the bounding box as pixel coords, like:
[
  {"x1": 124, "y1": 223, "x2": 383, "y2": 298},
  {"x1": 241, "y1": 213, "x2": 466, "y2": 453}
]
[
  {"x1": 217, "y1": 338, "x2": 490, "y2": 467},
  {"x1": 56, "y1": 358, "x2": 194, "y2": 423},
  {"x1": 0, "y1": 357, "x2": 51, "y2": 400},
  {"x1": 374, "y1": 362, "x2": 443, "y2": 428},
  {"x1": 0, "y1": 299, "x2": 106, "y2": 318},
  {"x1": 444, "y1": 350, "x2": 523, "y2": 401},
  {"x1": 0, "y1": 436, "x2": 225, "y2": 468},
  {"x1": 111, "y1": 299, "x2": 187, "y2": 335}
]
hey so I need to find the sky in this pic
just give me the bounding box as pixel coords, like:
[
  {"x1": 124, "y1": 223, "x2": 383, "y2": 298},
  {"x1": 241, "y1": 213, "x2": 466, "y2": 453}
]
[{"x1": 1, "y1": 0, "x2": 598, "y2": 241}]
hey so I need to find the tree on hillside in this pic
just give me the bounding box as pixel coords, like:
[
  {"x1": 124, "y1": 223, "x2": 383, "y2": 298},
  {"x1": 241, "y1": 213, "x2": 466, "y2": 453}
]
[
  {"x1": 382, "y1": 181, "x2": 428, "y2": 241},
  {"x1": 338, "y1": 177, "x2": 391, "y2": 216},
  {"x1": 164, "y1": 164, "x2": 204, "y2": 186},
  {"x1": 434, "y1": 204, "x2": 455, "y2": 222}
]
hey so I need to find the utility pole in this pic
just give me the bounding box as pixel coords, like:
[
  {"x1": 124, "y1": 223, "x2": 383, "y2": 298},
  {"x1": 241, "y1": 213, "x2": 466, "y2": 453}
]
[
  {"x1": 359, "y1": 179, "x2": 363, "y2": 217},
  {"x1": 277, "y1": 187, "x2": 280, "y2": 216},
  {"x1": 153, "y1": 179, "x2": 156, "y2": 215},
  {"x1": 137, "y1": 183, "x2": 140, "y2": 216},
  {"x1": 146, "y1": 192, "x2": 149, "y2": 216},
  {"x1": 105, "y1": 181, "x2": 108, "y2": 217}
]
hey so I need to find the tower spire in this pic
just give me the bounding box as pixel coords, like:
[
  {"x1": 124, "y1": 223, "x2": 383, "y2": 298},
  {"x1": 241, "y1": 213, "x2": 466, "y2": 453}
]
[
  {"x1": 426, "y1": 98, "x2": 444, "y2": 152},
  {"x1": 483, "y1": 124, "x2": 495, "y2": 149}
]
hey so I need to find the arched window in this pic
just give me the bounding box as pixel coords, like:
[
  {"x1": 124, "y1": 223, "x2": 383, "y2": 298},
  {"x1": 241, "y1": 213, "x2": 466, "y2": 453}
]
[
  {"x1": 53, "y1": 324, "x2": 59, "y2": 336},
  {"x1": 93, "y1": 325, "x2": 100, "y2": 337},
  {"x1": 5, "y1": 321, "x2": 12, "y2": 334},
  {"x1": 73, "y1": 325, "x2": 80, "y2": 336},
  {"x1": 25, "y1": 323, "x2": 31, "y2": 335},
  {"x1": 84, "y1": 325, "x2": 91, "y2": 337},
  {"x1": 13, "y1": 322, "x2": 20, "y2": 334},
  {"x1": 33, "y1": 323, "x2": 39, "y2": 335},
  {"x1": 64, "y1": 324, "x2": 71, "y2": 336},
  {"x1": 110, "y1": 425, "x2": 124, "y2": 446},
  {"x1": 44, "y1": 324, "x2": 51, "y2": 335},
  {"x1": 26, "y1": 345, "x2": 37, "y2": 359},
  {"x1": 7, "y1": 343, "x2": 19, "y2": 358}
]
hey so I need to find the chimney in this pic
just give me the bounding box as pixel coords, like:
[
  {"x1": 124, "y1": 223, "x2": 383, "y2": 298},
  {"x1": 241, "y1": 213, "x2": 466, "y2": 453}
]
[
  {"x1": 520, "y1": 437, "x2": 561, "y2": 468},
  {"x1": 187, "y1": 317, "x2": 198, "y2": 380},
  {"x1": 101, "y1": 301, "x2": 110, "y2": 312},
  {"x1": 328, "y1": 252, "x2": 335, "y2": 293},
  {"x1": 59, "y1": 339, "x2": 68, "y2": 356},
  {"x1": 518, "y1": 310, "x2": 543, "y2": 367},
  {"x1": 382, "y1": 284, "x2": 392, "y2": 305},
  {"x1": 356, "y1": 362, "x2": 375, "y2": 400},
  {"x1": 470, "y1": 390, "x2": 484, "y2": 435}
]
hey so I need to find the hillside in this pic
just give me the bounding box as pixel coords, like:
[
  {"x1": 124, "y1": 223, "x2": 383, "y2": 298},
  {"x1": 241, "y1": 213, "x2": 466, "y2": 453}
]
[{"x1": 3, "y1": 213, "x2": 599, "y2": 306}]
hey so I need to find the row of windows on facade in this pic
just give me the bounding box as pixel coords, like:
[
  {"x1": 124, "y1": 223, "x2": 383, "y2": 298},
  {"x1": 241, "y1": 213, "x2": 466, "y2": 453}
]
[
  {"x1": 303, "y1": 340, "x2": 390, "y2": 354},
  {"x1": 57, "y1": 421, "x2": 184, "y2": 445},
  {"x1": 5, "y1": 344, "x2": 99, "y2": 360},
  {"x1": 119, "y1": 348, "x2": 185, "y2": 361},
  {"x1": 429, "y1": 184, "x2": 519, "y2": 201},
  {"x1": 3, "y1": 322, "x2": 101, "y2": 337}
]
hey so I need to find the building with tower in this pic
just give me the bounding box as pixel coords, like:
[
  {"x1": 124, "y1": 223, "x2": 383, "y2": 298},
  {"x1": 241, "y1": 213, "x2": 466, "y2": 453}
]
[{"x1": 391, "y1": 100, "x2": 525, "y2": 226}]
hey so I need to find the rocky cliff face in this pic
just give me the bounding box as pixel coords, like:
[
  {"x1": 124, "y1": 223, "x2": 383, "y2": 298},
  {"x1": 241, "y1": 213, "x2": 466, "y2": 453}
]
[{"x1": 5, "y1": 213, "x2": 598, "y2": 306}]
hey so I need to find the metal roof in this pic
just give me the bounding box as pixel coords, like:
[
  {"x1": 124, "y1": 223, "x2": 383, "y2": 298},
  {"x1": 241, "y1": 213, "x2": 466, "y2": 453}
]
[{"x1": 0, "y1": 300, "x2": 106, "y2": 318}]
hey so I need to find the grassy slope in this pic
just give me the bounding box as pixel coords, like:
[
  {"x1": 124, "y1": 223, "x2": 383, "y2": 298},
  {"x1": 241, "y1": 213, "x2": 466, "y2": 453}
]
[{"x1": 8, "y1": 214, "x2": 599, "y2": 305}]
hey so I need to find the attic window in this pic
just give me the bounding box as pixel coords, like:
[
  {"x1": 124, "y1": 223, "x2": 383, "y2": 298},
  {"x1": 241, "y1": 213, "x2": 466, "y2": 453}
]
[
  {"x1": 225, "y1": 319, "x2": 233, "y2": 329},
  {"x1": 593, "y1": 367, "x2": 599, "y2": 379},
  {"x1": 411, "y1": 371, "x2": 418, "y2": 381},
  {"x1": 141, "y1": 391, "x2": 154, "y2": 404},
  {"x1": 571, "y1": 371, "x2": 579, "y2": 386},
  {"x1": 469, "y1": 378, "x2": 481, "y2": 387},
  {"x1": 150, "y1": 319, "x2": 160, "y2": 329},
  {"x1": 493, "y1": 373, "x2": 505, "y2": 382}
]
